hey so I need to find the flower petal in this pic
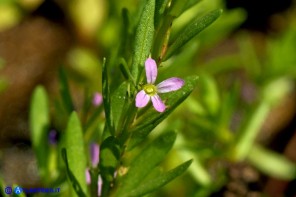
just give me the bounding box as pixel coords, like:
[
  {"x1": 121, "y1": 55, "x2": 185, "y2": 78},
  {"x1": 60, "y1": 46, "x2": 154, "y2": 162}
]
[
  {"x1": 135, "y1": 90, "x2": 150, "y2": 108},
  {"x1": 98, "y1": 175, "x2": 103, "y2": 197},
  {"x1": 145, "y1": 58, "x2": 157, "y2": 84},
  {"x1": 85, "y1": 169, "x2": 91, "y2": 184},
  {"x1": 151, "y1": 95, "x2": 166, "y2": 112},
  {"x1": 92, "y1": 92, "x2": 103, "y2": 107},
  {"x1": 90, "y1": 143, "x2": 100, "y2": 168},
  {"x1": 157, "y1": 77, "x2": 184, "y2": 93}
]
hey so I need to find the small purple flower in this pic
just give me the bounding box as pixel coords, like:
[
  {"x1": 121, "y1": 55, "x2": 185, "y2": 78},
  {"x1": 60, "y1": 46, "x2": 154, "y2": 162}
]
[
  {"x1": 90, "y1": 143, "x2": 100, "y2": 168},
  {"x1": 85, "y1": 143, "x2": 102, "y2": 196},
  {"x1": 48, "y1": 129, "x2": 58, "y2": 145},
  {"x1": 85, "y1": 143, "x2": 100, "y2": 184},
  {"x1": 85, "y1": 171, "x2": 103, "y2": 197},
  {"x1": 86, "y1": 168, "x2": 91, "y2": 184},
  {"x1": 98, "y1": 175, "x2": 102, "y2": 196},
  {"x1": 135, "y1": 58, "x2": 184, "y2": 112},
  {"x1": 92, "y1": 92, "x2": 103, "y2": 107}
]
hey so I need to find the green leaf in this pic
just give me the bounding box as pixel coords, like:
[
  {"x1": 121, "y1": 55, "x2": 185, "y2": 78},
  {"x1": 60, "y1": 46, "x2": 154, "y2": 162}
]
[
  {"x1": 64, "y1": 112, "x2": 88, "y2": 197},
  {"x1": 102, "y1": 58, "x2": 114, "y2": 135},
  {"x1": 169, "y1": 0, "x2": 191, "y2": 17},
  {"x1": 128, "y1": 75, "x2": 198, "y2": 149},
  {"x1": 99, "y1": 136, "x2": 121, "y2": 182},
  {"x1": 248, "y1": 145, "x2": 296, "y2": 180},
  {"x1": 165, "y1": 9, "x2": 222, "y2": 60},
  {"x1": 61, "y1": 149, "x2": 87, "y2": 197},
  {"x1": 199, "y1": 74, "x2": 220, "y2": 116},
  {"x1": 131, "y1": 0, "x2": 155, "y2": 82},
  {"x1": 115, "y1": 131, "x2": 177, "y2": 196},
  {"x1": 175, "y1": 137, "x2": 211, "y2": 186},
  {"x1": 234, "y1": 102, "x2": 270, "y2": 161},
  {"x1": 59, "y1": 68, "x2": 74, "y2": 114},
  {"x1": 110, "y1": 82, "x2": 128, "y2": 134},
  {"x1": 99, "y1": 136, "x2": 121, "y2": 196},
  {"x1": 29, "y1": 86, "x2": 50, "y2": 180},
  {"x1": 154, "y1": 0, "x2": 169, "y2": 28},
  {"x1": 128, "y1": 159, "x2": 192, "y2": 196}
]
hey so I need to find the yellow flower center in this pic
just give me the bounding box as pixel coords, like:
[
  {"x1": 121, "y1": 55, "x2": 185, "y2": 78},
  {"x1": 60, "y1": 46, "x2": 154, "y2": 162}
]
[{"x1": 143, "y1": 84, "x2": 157, "y2": 96}]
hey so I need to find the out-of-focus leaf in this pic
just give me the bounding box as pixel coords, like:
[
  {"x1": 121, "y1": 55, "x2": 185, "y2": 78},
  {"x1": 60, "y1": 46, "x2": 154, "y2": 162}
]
[
  {"x1": 59, "y1": 68, "x2": 74, "y2": 114},
  {"x1": 262, "y1": 77, "x2": 294, "y2": 106},
  {"x1": 176, "y1": 135, "x2": 211, "y2": 186},
  {"x1": 198, "y1": 8, "x2": 246, "y2": 49},
  {"x1": 127, "y1": 159, "x2": 192, "y2": 196},
  {"x1": 67, "y1": 48, "x2": 101, "y2": 85},
  {"x1": 115, "y1": 131, "x2": 177, "y2": 196},
  {"x1": 169, "y1": 0, "x2": 202, "y2": 17},
  {"x1": 169, "y1": 0, "x2": 191, "y2": 17},
  {"x1": 165, "y1": 9, "x2": 222, "y2": 60},
  {"x1": 183, "y1": 0, "x2": 202, "y2": 12},
  {"x1": 29, "y1": 86, "x2": 50, "y2": 180},
  {"x1": 267, "y1": 26, "x2": 296, "y2": 79},
  {"x1": 248, "y1": 145, "x2": 296, "y2": 180},
  {"x1": 198, "y1": 74, "x2": 220, "y2": 116},
  {"x1": 61, "y1": 149, "x2": 87, "y2": 197},
  {"x1": 234, "y1": 102, "x2": 270, "y2": 161},
  {"x1": 0, "y1": 3, "x2": 21, "y2": 32},
  {"x1": 64, "y1": 112, "x2": 88, "y2": 197},
  {"x1": 128, "y1": 75, "x2": 198, "y2": 149},
  {"x1": 198, "y1": 54, "x2": 241, "y2": 74},
  {"x1": 131, "y1": 0, "x2": 155, "y2": 82}
]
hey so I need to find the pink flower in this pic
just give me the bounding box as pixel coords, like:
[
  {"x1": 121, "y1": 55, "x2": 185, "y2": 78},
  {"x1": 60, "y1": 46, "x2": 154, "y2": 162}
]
[
  {"x1": 92, "y1": 92, "x2": 103, "y2": 107},
  {"x1": 85, "y1": 143, "x2": 100, "y2": 183},
  {"x1": 135, "y1": 58, "x2": 184, "y2": 112},
  {"x1": 85, "y1": 143, "x2": 102, "y2": 196}
]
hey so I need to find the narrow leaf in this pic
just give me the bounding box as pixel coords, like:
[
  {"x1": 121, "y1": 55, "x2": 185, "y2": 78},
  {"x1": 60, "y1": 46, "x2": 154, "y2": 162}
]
[
  {"x1": 61, "y1": 149, "x2": 87, "y2": 197},
  {"x1": 128, "y1": 75, "x2": 198, "y2": 149},
  {"x1": 128, "y1": 159, "x2": 193, "y2": 196},
  {"x1": 131, "y1": 0, "x2": 155, "y2": 82},
  {"x1": 169, "y1": 0, "x2": 190, "y2": 17},
  {"x1": 115, "y1": 131, "x2": 177, "y2": 196},
  {"x1": 102, "y1": 58, "x2": 114, "y2": 135},
  {"x1": 234, "y1": 102, "x2": 270, "y2": 160},
  {"x1": 248, "y1": 145, "x2": 296, "y2": 180},
  {"x1": 29, "y1": 86, "x2": 50, "y2": 180},
  {"x1": 64, "y1": 112, "x2": 88, "y2": 196},
  {"x1": 165, "y1": 9, "x2": 222, "y2": 60},
  {"x1": 59, "y1": 68, "x2": 74, "y2": 114},
  {"x1": 110, "y1": 82, "x2": 128, "y2": 134},
  {"x1": 199, "y1": 74, "x2": 220, "y2": 116}
]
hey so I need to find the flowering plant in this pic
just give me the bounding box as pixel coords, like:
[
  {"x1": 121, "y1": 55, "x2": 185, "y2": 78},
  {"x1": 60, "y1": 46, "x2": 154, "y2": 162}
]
[
  {"x1": 136, "y1": 58, "x2": 184, "y2": 112},
  {"x1": 0, "y1": 0, "x2": 296, "y2": 197},
  {"x1": 14, "y1": 0, "x2": 296, "y2": 196},
  {"x1": 28, "y1": 0, "x2": 222, "y2": 194}
]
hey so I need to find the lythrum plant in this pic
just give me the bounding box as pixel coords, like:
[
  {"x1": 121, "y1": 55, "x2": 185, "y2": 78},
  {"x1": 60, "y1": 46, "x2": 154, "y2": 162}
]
[{"x1": 28, "y1": 0, "x2": 223, "y2": 196}]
